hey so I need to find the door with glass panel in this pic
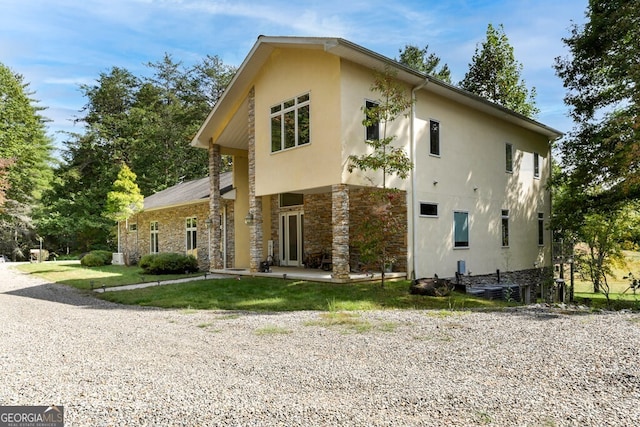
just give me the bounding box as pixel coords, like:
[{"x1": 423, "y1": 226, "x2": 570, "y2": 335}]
[{"x1": 280, "y1": 212, "x2": 304, "y2": 266}]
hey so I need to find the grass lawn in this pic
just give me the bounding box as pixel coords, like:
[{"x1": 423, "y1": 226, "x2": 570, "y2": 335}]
[
  {"x1": 16, "y1": 261, "x2": 203, "y2": 290},
  {"x1": 15, "y1": 261, "x2": 513, "y2": 312}
]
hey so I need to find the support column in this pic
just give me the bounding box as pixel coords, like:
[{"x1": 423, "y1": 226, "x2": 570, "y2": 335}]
[
  {"x1": 332, "y1": 184, "x2": 350, "y2": 280},
  {"x1": 209, "y1": 142, "x2": 223, "y2": 270},
  {"x1": 248, "y1": 87, "x2": 263, "y2": 272}
]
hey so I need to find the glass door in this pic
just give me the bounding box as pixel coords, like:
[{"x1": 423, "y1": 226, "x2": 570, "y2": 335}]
[{"x1": 280, "y1": 212, "x2": 304, "y2": 266}]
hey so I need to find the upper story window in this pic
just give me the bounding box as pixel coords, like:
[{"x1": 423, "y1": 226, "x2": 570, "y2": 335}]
[
  {"x1": 271, "y1": 93, "x2": 310, "y2": 153},
  {"x1": 429, "y1": 120, "x2": 440, "y2": 156},
  {"x1": 538, "y1": 213, "x2": 544, "y2": 245},
  {"x1": 501, "y1": 209, "x2": 509, "y2": 247},
  {"x1": 365, "y1": 100, "x2": 379, "y2": 141},
  {"x1": 505, "y1": 143, "x2": 513, "y2": 173},
  {"x1": 534, "y1": 152, "x2": 540, "y2": 178}
]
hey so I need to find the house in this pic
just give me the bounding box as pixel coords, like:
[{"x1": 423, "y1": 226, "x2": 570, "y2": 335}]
[
  {"x1": 116, "y1": 172, "x2": 234, "y2": 270},
  {"x1": 182, "y1": 35, "x2": 563, "y2": 287}
]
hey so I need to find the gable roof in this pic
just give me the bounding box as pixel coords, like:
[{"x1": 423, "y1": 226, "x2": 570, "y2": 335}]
[
  {"x1": 191, "y1": 36, "x2": 562, "y2": 150},
  {"x1": 143, "y1": 172, "x2": 232, "y2": 211}
]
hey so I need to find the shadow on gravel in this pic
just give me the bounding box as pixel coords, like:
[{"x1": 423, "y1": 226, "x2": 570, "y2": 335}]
[{"x1": 2, "y1": 283, "x2": 156, "y2": 311}]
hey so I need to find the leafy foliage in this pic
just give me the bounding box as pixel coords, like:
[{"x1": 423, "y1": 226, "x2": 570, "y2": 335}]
[
  {"x1": 460, "y1": 24, "x2": 539, "y2": 117},
  {"x1": 104, "y1": 164, "x2": 143, "y2": 223},
  {"x1": 397, "y1": 45, "x2": 452, "y2": 83},
  {"x1": 139, "y1": 252, "x2": 199, "y2": 274},
  {"x1": 554, "y1": 0, "x2": 640, "y2": 206},
  {"x1": 81, "y1": 250, "x2": 113, "y2": 267}
]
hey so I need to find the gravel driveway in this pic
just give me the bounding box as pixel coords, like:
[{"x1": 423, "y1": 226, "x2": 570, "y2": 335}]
[{"x1": 1, "y1": 262, "x2": 639, "y2": 426}]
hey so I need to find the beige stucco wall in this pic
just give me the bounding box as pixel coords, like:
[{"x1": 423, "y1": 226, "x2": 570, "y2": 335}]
[
  {"x1": 411, "y1": 89, "x2": 551, "y2": 278},
  {"x1": 252, "y1": 48, "x2": 343, "y2": 195}
]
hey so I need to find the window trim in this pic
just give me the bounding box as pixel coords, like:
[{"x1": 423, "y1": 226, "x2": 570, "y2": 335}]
[
  {"x1": 270, "y1": 92, "x2": 311, "y2": 153},
  {"x1": 150, "y1": 221, "x2": 159, "y2": 254},
  {"x1": 429, "y1": 119, "x2": 440, "y2": 157},
  {"x1": 453, "y1": 210, "x2": 470, "y2": 249},
  {"x1": 185, "y1": 217, "x2": 197, "y2": 252},
  {"x1": 364, "y1": 99, "x2": 379, "y2": 142},
  {"x1": 419, "y1": 202, "x2": 438, "y2": 217},
  {"x1": 505, "y1": 143, "x2": 513, "y2": 173},
  {"x1": 538, "y1": 212, "x2": 544, "y2": 246},
  {"x1": 128, "y1": 223, "x2": 137, "y2": 232},
  {"x1": 501, "y1": 209, "x2": 509, "y2": 247},
  {"x1": 533, "y1": 152, "x2": 540, "y2": 179}
]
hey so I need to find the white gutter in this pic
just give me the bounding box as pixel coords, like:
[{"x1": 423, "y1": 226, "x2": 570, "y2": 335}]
[{"x1": 409, "y1": 78, "x2": 430, "y2": 280}]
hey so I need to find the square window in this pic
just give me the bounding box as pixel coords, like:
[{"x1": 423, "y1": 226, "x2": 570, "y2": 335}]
[
  {"x1": 128, "y1": 223, "x2": 137, "y2": 232},
  {"x1": 454, "y1": 211, "x2": 469, "y2": 248},
  {"x1": 420, "y1": 203, "x2": 438, "y2": 217},
  {"x1": 430, "y1": 120, "x2": 440, "y2": 156}
]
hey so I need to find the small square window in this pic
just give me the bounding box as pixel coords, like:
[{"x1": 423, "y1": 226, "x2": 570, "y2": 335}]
[
  {"x1": 420, "y1": 203, "x2": 438, "y2": 217},
  {"x1": 128, "y1": 223, "x2": 137, "y2": 232}
]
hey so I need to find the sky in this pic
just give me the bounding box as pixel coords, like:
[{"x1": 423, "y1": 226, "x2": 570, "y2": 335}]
[{"x1": 1, "y1": 0, "x2": 588, "y2": 152}]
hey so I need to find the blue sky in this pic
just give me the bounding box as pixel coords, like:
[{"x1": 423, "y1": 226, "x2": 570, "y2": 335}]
[{"x1": 1, "y1": 0, "x2": 588, "y2": 151}]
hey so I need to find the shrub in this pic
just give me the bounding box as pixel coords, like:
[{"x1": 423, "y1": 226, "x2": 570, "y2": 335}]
[
  {"x1": 139, "y1": 253, "x2": 199, "y2": 275},
  {"x1": 80, "y1": 250, "x2": 113, "y2": 267}
]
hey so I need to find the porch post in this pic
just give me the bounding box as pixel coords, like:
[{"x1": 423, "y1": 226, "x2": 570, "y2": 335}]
[
  {"x1": 248, "y1": 87, "x2": 263, "y2": 272},
  {"x1": 332, "y1": 184, "x2": 350, "y2": 280},
  {"x1": 209, "y1": 142, "x2": 223, "y2": 270}
]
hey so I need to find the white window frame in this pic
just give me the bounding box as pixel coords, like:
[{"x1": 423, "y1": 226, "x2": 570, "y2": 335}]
[
  {"x1": 501, "y1": 209, "x2": 509, "y2": 247},
  {"x1": 419, "y1": 202, "x2": 438, "y2": 217},
  {"x1": 150, "y1": 221, "x2": 159, "y2": 254},
  {"x1": 505, "y1": 143, "x2": 513, "y2": 173},
  {"x1": 186, "y1": 217, "x2": 197, "y2": 252},
  {"x1": 453, "y1": 211, "x2": 470, "y2": 249},
  {"x1": 128, "y1": 223, "x2": 137, "y2": 232},
  {"x1": 534, "y1": 152, "x2": 540, "y2": 178},
  {"x1": 270, "y1": 93, "x2": 310, "y2": 152},
  {"x1": 429, "y1": 119, "x2": 440, "y2": 157}
]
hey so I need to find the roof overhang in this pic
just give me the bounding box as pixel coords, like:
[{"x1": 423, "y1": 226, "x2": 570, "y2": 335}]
[{"x1": 191, "y1": 36, "x2": 562, "y2": 150}]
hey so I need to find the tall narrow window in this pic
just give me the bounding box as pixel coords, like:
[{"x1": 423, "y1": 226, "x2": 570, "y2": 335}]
[
  {"x1": 534, "y1": 152, "x2": 540, "y2": 178},
  {"x1": 454, "y1": 211, "x2": 469, "y2": 248},
  {"x1": 186, "y1": 217, "x2": 197, "y2": 252},
  {"x1": 538, "y1": 213, "x2": 544, "y2": 245},
  {"x1": 150, "y1": 221, "x2": 159, "y2": 254},
  {"x1": 365, "y1": 100, "x2": 379, "y2": 141},
  {"x1": 501, "y1": 210, "x2": 509, "y2": 247},
  {"x1": 505, "y1": 143, "x2": 513, "y2": 173},
  {"x1": 430, "y1": 120, "x2": 440, "y2": 156},
  {"x1": 270, "y1": 93, "x2": 310, "y2": 152}
]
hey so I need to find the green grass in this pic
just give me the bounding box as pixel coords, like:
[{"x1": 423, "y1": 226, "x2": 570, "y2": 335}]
[
  {"x1": 16, "y1": 261, "x2": 203, "y2": 289},
  {"x1": 14, "y1": 261, "x2": 517, "y2": 312}
]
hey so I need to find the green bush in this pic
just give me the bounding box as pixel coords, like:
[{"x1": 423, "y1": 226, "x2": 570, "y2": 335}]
[
  {"x1": 139, "y1": 253, "x2": 199, "y2": 275},
  {"x1": 80, "y1": 250, "x2": 113, "y2": 267}
]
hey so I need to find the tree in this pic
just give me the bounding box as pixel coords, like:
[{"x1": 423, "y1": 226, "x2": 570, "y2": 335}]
[
  {"x1": 554, "y1": 0, "x2": 640, "y2": 206},
  {"x1": 105, "y1": 163, "x2": 143, "y2": 264},
  {"x1": 460, "y1": 24, "x2": 539, "y2": 117},
  {"x1": 348, "y1": 67, "x2": 413, "y2": 287},
  {"x1": 0, "y1": 63, "x2": 53, "y2": 259},
  {"x1": 397, "y1": 45, "x2": 452, "y2": 83}
]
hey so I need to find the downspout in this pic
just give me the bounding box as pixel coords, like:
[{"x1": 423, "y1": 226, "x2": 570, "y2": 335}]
[{"x1": 409, "y1": 78, "x2": 430, "y2": 280}]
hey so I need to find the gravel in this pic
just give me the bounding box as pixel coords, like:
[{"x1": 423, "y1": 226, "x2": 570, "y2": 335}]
[{"x1": 1, "y1": 262, "x2": 639, "y2": 426}]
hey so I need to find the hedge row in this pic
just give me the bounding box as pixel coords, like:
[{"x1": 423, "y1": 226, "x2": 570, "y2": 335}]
[{"x1": 138, "y1": 253, "x2": 199, "y2": 275}]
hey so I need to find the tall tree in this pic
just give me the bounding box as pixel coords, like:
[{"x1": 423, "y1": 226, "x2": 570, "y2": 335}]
[
  {"x1": 0, "y1": 63, "x2": 53, "y2": 259},
  {"x1": 554, "y1": 0, "x2": 640, "y2": 206},
  {"x1": 348, "y1": 67, "x2": 413, "y2": 287},
  {"x1": 397, "y1": 45, "x2": 452, "y2": 83},
  {"x1": 460, "y1": 24, "x2": 539, "y2": 117}
]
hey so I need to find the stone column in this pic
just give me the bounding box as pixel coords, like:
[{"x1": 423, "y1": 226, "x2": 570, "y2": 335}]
[
  {"x1": 248, "y1": 87, "x2": 263, "y2": 272},
  {"x1": 209, "y1": 142, "x2": 223, "y2": 270},
  {"x1": 332, "y1": 184, "x2": 350, "y2": 280}
]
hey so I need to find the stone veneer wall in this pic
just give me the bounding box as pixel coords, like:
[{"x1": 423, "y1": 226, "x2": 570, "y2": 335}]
[
  {"x1": 448, "y1": 267, "x2": 554, "y2": 302},
  {"x1": 267, "y1": 187, "x2": 407, "y2": 272},
  {"x1": 119, "y1": 200, "x2": 234, "y2": 271}
]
